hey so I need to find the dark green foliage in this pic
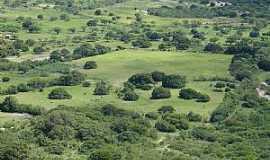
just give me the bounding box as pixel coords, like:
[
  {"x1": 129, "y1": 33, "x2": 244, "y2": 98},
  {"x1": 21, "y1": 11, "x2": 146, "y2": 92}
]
[
  {"x1": 87, "y1": 19, "x2": 98, "y2": 26},
  {"x1": 249, "y1": 31, "x2": 260, "y2": 38},
  {"x1": 215, "y1": 82, "x2": 226, "y2": 88},
  {"x1": 17, "y1": 83, "x2": 31, "y2": 92},
  {"x1": 49, "y1": 49, "x2": 72, "y2": 62},
  {"x1": 27, "y1": 78, "x2": 47, "y2": 89},
  {"x1": 4, "y1": 85, "x2": 18, "y2": 95},
  {"x1": 94, "y1": 81, "x2": 110, "y2": 95},
  {"x1": 151, "y1": 87, "x2": 171, "y2": 99},
  {"x1": 56, "y1": 71, "x2": 85, "y2": 86},
  {"x1": 204, "y1": 43, "x2": 223, "y2": 53},
  {"x1": 145, "y1": 112, "x2": 159, "y2": 120},
  {"x1": 0, "y1": 132, "x2": 30, "y2": 160},
  {"x1": 179, "y1": 88, "x2": 201, "y2": 100},
  {"x1": 84, "y1": 61, "x2": 97, "y2": 69},
  {"x1": 187, "y1": 112, "x2": 202, "y2": 122},
  {"x1": 45, "y1": 143, "x2": 65, "y2": 155},
  {"x1": 48, "y1": 88, "x2": 72, "y2": 99},
  {"x1": 2, "y1": 77, "x2": 10, "y2": 82},
  {"x1": 120, "y1": 88, "x2": 139, "y2": 101},
  {"x1": 88, "y1": 146, "x2": 121, "y2": 160},
  {"x1": 162, "y1": 74, "x2": 186, "y2": 89},
  {"x1": 73, "y1": 44, "x2": 111, "y2": 59},
  {"x1": 191, "y1": 128, "x2": 216, "y2": 142},
  {"x1": 33, "y1": 46, "x2": 45, "y2": 54},
  {"x1": 128, "y1": 73, "x2": 155, "y2": 87},
  {"x1": 158, "y1": 106, "x2": 175, "y2": 114},
  {"x1": 155, "y1": 120, "x2": 176, "y2": 132},
  {"x1": 82, "y1": 81, "x2": 91, "y2": 87},
  {"x1": 151, "y1": 71, "x2": 165, "y2": 82},
  {"x1": 210, "y1": 93, "x2": 239, "y2": 122},
  {"x1": 258, "y1": 60, "x2": 270, "y2": 71},
  {"x1": 101, "y1": 104, "x2": 127, "y2": 117},
  {"x1": 0, "y1": 96, "x2": 18, "y2": 112},
  {"x1": 179, "y1": 88, "x2": 210, "y2": 103},
  {"x1": 132, "y1": 38, "x2": 152, "y2": 48}
]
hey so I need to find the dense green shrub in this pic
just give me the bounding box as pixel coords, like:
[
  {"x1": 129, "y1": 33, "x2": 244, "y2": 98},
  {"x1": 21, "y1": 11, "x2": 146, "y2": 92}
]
[
  {"x1": 17, "y1": 83, "x2": 31, "y2": 92},
  {"x1": 151, "y1": 71, "x2": 165, "y2": 82},
  {"x1": 48, "y1": 88, "x2": 72, "y2": 99},
  {"x1": 214, "y1": 82, "x2": 226, "y2": 88},
  {"x1": 179, "y1": 88, "x2": 210, "y2": 102},
  {"x1": 121, "y1": 88, "x2": 139, "y2": 101},
  {"x1": 191, "y1": 128, "x2": 216, "y2": 142},
  {"x1": 94, "y1": 81, "x2": 110, "y2": 95},
  {"x1": 0, "y1": 96, "x2": 18, "y2": 112},
  {"x1": 158, "y1": 106, "x2": 175, "y2": 114},
  {"x1": 179, "y1": 88, "x2": 201, "y2": 99},
  {"x1": 204, "y1": 43, "x2": 223, "y2": 53},
  {"x1": 101, "y1": 104, "x2": 127, "y2": 117},
  {"x1": 155, "y1": 120, "x2": 176, "y2": 132},
  {"x1": 132, "y1": 38, "x2": 152, "y2": 48},
  {"x1": 33, "y1": 46, "x2": 45, "y2": 54},
  {"x1": 56, "y1": 71, "x2": 85, "y2": 86},
  {"x1": 84, "y1": 61, "x2": 97, "y2": 69},
  {"x1": 145, "y1": 112, "x2": 159, "y2": 120},
  {"x1": 249, "y1": 31, "x2": 260, "y2": 38},
  {"x1": 128, "y1": 73, "x2": 155, "y2": 87},
  {"x1": 82, "y1": 81, "x2": 91, "y2": 87},
  {"x1": 187, "y1": 112, "x2": 202, "y2": 122},
  {"x1": 4, "y1": 85, "x2": 18, "y2": 95},
  {"x1": 151, "y1": 87, "x2": 171, "y2": 99},
  {"x1": 88, "y1": 146, "x2": 122, "y2": 160},
  {"x1": 162, "y1": 74, "x2": 186, "y2": 89},
  {"x1": 2, "y1": 77, "x2": 10, "y2": 82}
]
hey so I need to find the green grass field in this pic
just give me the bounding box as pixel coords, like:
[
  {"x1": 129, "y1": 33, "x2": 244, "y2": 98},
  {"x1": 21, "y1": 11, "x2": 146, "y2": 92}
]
[{"x1": 2, "y1": 50, "x2": 232, "y2": 116}]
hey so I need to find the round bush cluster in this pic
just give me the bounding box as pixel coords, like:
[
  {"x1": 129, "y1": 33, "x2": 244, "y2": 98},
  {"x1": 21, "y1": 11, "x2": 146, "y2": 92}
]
[
  {"x1": 151, "y1": 87, "x2": 171, "y2": 99},
  {"x1": 83, "y1": 61, "x2": 97, "y2": 69},
  {"x1": 48, "y1": 88, "x2": 72, "y2": 99}
]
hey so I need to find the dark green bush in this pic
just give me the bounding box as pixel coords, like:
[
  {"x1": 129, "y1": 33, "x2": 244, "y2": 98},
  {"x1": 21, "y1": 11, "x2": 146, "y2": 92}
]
[
  {"x1": 82, "y1": 81, "x2": 91, "y2": 87},
  {"x1": 151, "y1": 87, "x2": 171, "y2": 99},
  {"x1": 158, "y1": 106, "x2": 175, "y2": 114},
  {"x1": 2, "y1": 77, "x2": 10, "y2": 82},
  {"x1": 155, "y1": 120, "x2": 176, "y2": 132},
  {"x1": 128, "y1": 73, "x2": 155, "y2": 87},
  {"x1": 94, "y1": 81, "x2": 110, "y2": 95},
  {"x1": 145, "y1": 112, "x2": 159, "y2": 120},
  {"x1": 187, "y1": 112, "x2": 202, "y2": 122},
  {"x1": 48, "y1": 88, "x2": 72, "y2": 99},
  {"x1": 162, "y1": 74, "x2": 186, "y2": 89},
  {"x1": 191, "y1": 128, "x2": 216, "y2": 142},
  {"x1": 84, "y1": 61, "x2": 97, "y2": 69},
  {"x1": 179, "y1": 88, "x2": 201, "y2": 100},
  {"x1": 151, "y1": 71, "x2": 165, "y2": 82}
]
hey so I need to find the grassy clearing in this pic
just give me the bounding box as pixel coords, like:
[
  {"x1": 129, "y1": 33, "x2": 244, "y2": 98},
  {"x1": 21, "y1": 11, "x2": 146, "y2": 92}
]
[{"x1": 1, "y1": 50, "x2": 232, "y2": 116}]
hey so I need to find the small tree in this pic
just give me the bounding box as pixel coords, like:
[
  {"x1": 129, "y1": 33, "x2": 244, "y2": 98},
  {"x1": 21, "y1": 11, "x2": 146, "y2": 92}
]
[
  {"x1": 94, "y1": 81, "x2": 110, "y2": 95},
  {"x1": 151, "y1": 71, "x2": 165, "y2": 82},
  {"x1": 0, "y1": 96, "x2": 18, "y2": 112},
  {"x1": 151, "y1": 87, "x2": 171, "y2": 99},
  {"x1": 162, "y1": 74, "x2": 186, "y2": 89},
  {"x1": 94, "y1": 9, "x2": 102, "y2": 15},
  {"x1": 155, "y1": 120, "x2": 176, "y2": 132},
  {"x1": 158, "y1": 106, "x2": 175, "y2": 114},
  {"x1": 53, "y1": 27, "x2": 62, "y2": 35},
  {"x1": 179, "y1": 88, "x2": 201, "y2": 99},
  {"x1": 48, "y1": 88, "x2": 72, "y2": 99},
  {"x1": 83, "y1": 61, "x2": 97, "y2": 69}
]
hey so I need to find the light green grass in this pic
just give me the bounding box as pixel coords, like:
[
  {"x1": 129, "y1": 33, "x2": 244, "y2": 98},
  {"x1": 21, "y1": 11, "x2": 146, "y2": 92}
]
[{"x1": 3, "y1": 50, "x2": 232, "y2": 116}]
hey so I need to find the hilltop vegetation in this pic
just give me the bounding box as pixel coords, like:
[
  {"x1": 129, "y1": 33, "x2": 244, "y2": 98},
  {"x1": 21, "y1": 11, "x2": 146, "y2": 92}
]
[{"x1": 0, "y1": 0, "x2": 269, "y2": 159}]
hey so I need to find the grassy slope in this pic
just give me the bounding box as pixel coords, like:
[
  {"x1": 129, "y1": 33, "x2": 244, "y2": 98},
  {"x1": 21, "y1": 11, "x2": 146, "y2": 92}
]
[{"x1": 5, "y1": 50, "x2": 232, "y2": 116}]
